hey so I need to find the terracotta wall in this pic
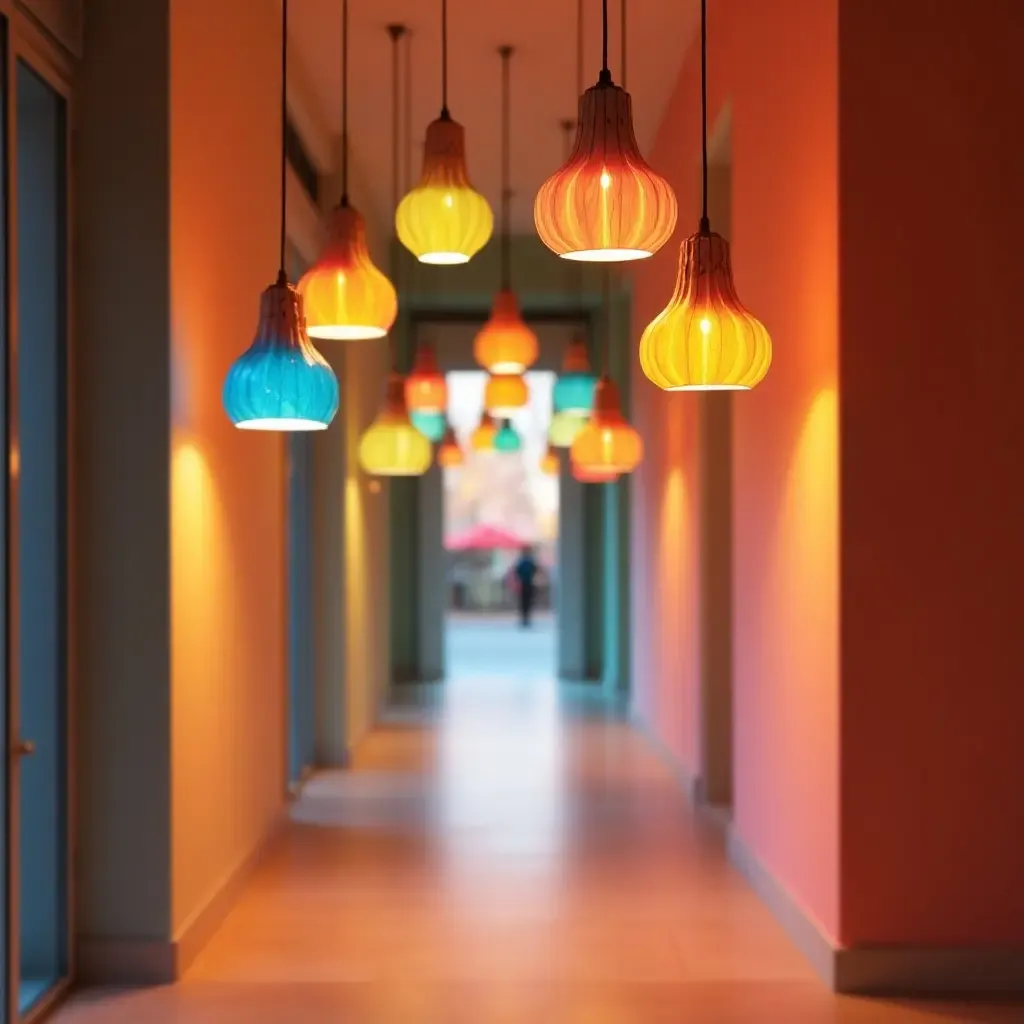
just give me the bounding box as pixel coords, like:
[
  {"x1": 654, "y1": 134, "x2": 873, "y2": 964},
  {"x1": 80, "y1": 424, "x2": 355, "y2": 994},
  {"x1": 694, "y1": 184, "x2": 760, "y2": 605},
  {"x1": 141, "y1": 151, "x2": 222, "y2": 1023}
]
[
  {"x1": 838, "y1": 0, "x2": 1024, "y2": 946},
  {"x1": 630, "y1": 0, "x2": 841, "y2": 940}
]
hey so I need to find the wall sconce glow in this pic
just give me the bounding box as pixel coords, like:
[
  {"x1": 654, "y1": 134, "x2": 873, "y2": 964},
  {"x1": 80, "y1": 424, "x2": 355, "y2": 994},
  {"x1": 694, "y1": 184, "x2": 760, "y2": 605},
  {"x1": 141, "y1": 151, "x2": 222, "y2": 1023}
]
[
  {"x1": 554, "y1": 335, "x2": 597, "y2": 415},
  {"x1": 411, "y1": 409, "x2": 446, "y2": 442},
  {"x1": 223, "y1": 278, "x2": 339, "y2": 431},
  {"x1": 474, "y1": 290, "x2": 538, "y2": 374},
  {"x1": 549, "y1": 410, "x2": 588, "y2": 448},
  {"x1": 298, "y1": 204, "x2": 397, "y2": 341},
  {"x1": 639, "y1": 231, "x2": 772, "y2": 390},
  {"x1": 493, "y1": 419, "x2": 522, "y2": 453},
  {"x1": 471, "y1": 411, "x2": 497, "y2": 451},
  {"x1": 405, "y1": 341, "x2": 448, "y2": 412},
  {"x1": 358, "y1": 373, "x2": 431, "y2": 476},
  {"x1": 570, "y1": 376, "x2": 642, "y2": 475},
  {"x1": 485, "y1": 372, "x2": 528, "y2": 418}
]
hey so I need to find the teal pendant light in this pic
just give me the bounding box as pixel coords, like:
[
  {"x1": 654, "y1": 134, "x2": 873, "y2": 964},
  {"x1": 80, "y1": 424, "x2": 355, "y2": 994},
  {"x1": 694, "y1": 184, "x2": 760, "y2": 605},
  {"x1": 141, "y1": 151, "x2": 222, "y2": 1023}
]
[
  {"x1": 493, "y1": 418, "x2": 522, "y2": 452},
  {"x1": 411, "y1": 409, "x2": 446, "y2": 442}
]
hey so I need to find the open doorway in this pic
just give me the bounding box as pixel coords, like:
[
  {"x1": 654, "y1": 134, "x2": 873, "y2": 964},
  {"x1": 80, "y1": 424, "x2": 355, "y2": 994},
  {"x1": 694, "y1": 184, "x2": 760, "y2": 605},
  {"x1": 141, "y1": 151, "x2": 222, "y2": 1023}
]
[{"x1": 442, "y1": 370, "x2": 559, "y2": 680}]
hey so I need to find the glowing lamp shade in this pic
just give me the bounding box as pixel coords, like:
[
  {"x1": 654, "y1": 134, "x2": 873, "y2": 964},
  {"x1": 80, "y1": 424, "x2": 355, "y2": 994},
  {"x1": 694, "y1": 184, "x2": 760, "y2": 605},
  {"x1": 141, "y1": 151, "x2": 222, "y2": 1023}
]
[
  {"x1": 640, "y1": 231, "x2": 772, "y2": 390},
  {"x1": 298, "y1": 203, "x2": 397, "y2": 341},
  {"x1": 396, "y1": 116, "x2": 493, "y2": 265},
  {"x1": 553, "y1": 335, "x2": 597, "y2": 415},
  {"x1": 534, "y1": 82, "x2": 676, "y2": 262},
  {"x1": 569, "y1": 376, "x2": 642, "y2": 475},
  {"x1": 540, "y1": 444, "x2": 559, "y2": 476},
  {"x1": 437, "y1": 425, "x2": 464, "y2": 468},
  {"x1": 224, "y1": 279, "x2": 339, "y2": 431},
  {"x1": 493, "y1": 420, "x2": 522, "y2": 453},
  {"x1": 473, "y1": 290, "x2": 538, "y2": 373},
  {"x1": 410, "y1": 409, "x2": 446, "y2": 442},
  {"x1": 358, "y1": 373, "x2": 431, "y2": 476},
  {"x1": 484, "y1": 372, "x2": 528, "y2": 417},
  {"x1": 573, "y1": 463, "x2": 619, "y2": 483},
  {"x1": 406, "y1": 342, "x2": 447, "y2": 412},
  {"x1": 549, "y1": 410, "x2": 588, "y2": 448},
  {"x1": 471, "y1": 412, "x2": 497, "y2": 451}
]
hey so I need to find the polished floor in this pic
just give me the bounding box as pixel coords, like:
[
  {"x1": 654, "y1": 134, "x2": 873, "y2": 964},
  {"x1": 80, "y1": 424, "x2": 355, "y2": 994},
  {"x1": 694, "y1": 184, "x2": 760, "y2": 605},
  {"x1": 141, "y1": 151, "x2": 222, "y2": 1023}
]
[{"x1": 56, "y1": 669, "x2": 1019, "y2": 1022}]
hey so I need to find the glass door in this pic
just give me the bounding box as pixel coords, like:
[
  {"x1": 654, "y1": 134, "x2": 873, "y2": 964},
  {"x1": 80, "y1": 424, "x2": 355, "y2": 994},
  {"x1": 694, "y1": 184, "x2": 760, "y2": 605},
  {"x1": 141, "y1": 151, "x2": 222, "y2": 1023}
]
[{"x1": 4, "y1": 16, "x2": 72, "y2": 1023}]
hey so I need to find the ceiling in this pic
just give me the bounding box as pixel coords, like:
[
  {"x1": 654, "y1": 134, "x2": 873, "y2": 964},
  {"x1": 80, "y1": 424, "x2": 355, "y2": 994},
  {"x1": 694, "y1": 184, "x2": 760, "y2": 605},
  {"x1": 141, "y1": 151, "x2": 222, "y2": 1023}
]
[{"x1": 290, "y1": 0, "x2": 699, "y2": 232}]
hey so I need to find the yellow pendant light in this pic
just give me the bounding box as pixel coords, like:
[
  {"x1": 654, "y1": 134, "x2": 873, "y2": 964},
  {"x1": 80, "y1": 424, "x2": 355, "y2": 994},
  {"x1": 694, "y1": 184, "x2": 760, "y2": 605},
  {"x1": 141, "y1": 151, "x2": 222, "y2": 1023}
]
[
  {"x1": 484, "y1": 372, "x2": 528, "y2": 418},
  {"x1": 395, "y1": 0, "x2": 493, "y2": 264},
  {"x1": 471, "y1": 411, "x2": 497, "y2": 451},
  {"x1": 359, "y1": 373, "x2": 432, "y2": 477},
  {"x1": 549, "y1": 410, "x2": 587, "y2": 448},
  {"x1": 638, "y1": 0, "x2": 771, "y2": 390}
]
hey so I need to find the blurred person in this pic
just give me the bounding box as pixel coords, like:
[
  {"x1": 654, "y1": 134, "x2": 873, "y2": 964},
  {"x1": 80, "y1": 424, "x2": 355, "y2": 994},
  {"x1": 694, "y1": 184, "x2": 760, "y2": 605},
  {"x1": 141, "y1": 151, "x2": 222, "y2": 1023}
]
[{"x1": 513, "y1": 545, "x2": 539, "y2": 628}]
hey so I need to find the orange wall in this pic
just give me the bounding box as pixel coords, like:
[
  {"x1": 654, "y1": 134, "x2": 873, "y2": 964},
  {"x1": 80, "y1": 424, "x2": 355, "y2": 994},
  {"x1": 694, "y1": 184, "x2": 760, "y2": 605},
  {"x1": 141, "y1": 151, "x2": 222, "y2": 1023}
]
[
  {"x1": 838, "y1": 0, "x2": 1024, "y2": 946},
  {"x1": 631, "y1": 0, "x2": 840, "y2": 940},
  {"x1": 169, "y1": 0, "x2": 287, "y2": 935}
]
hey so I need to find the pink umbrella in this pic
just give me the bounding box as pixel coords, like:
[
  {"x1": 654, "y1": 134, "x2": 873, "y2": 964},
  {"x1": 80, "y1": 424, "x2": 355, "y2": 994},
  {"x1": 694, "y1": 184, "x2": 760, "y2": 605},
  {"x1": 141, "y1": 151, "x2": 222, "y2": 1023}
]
[{"x1": 445, "y1": 523, "x2": 525, "y2": 552}]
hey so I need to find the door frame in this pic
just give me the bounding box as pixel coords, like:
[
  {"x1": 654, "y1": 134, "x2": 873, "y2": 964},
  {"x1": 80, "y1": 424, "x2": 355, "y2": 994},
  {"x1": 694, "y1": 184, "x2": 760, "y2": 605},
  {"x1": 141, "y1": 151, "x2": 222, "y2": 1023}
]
[{"x1": 2, "y1": 5, "x2": 75, "y2": 1021}]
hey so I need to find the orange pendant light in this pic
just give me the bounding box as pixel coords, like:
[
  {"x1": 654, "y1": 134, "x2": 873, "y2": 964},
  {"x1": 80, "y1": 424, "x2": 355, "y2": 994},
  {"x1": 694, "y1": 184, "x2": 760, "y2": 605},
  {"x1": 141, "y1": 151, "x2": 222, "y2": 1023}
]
[
  {"x1": 639, "y1": 0, "x2": 771, "y2": 390},
  {"x1": 540, "y1": 444, "x2": 560, "y2": 476},
  {"x1": 395, "y1": 0, "x2": 492, "y2": 264},
  {"x1": 405, "y1": 341, "x2": 447, "y2": 413},
  {"x1": 471, "y1": 411, "x2": 497, "y2": 451},
  {"x1": 298, "y1": 0, "x2": 397, "y2": 341},
  {"x1": 484, "y1": 372, "x2": 528, "y2": 418},
  {"x1": 534, "y1": 0, "x2": 676, "y2": 263},
  {"x1": 570, "y1": 375, "x2": 642, "y2": 476},
  {"x1": 437, "y1": 424, "x2": 464, "y2": 468}
]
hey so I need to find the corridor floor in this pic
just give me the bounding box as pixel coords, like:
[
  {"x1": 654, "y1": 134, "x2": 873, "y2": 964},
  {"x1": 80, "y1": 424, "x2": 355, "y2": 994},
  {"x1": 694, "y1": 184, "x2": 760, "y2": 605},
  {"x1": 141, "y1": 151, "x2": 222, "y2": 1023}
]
[{"x1": 57, "y1": 672, "x2": 1018, "y2": 1022}]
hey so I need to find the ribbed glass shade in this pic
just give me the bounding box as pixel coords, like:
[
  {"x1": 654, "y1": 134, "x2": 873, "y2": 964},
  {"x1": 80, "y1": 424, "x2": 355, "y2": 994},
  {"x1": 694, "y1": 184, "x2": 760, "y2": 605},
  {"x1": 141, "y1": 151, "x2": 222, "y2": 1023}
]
[
  {"x1": 484, "y1": 372, "x2": 528, "y2": 418},
  {"x1": 573, "y1": 463, "x2": 619, "y2": 483},
  {"x1": 223, "y1": 278, "x2": 339, "y2": 431},
  {"x1": 640, "y1": 230, "x2": 772, "y2": 390},
  {"x1": 540, "y1": 444, "x2": 559, "y2": 476},
  {"x1": 471, "y1": 412, "x2": 497, "y2": 451},
  {"x1": 297, "y1": 202, "x2": 397, "y2": 341},
  {"x1": 358, "y1": 373, "x2": 431, "y2": 476},
  {"x1": 395, "y1": 116, "x2": 493, "y2": 265},
  {"x1": 554, "y1": 335, "x2": 597, "y2": 414},
  {"x1": 534, "y1": 79, "x2": 677, "y2": 262},
  {"x1": 473, "y1": 290, "x2": 538, "y2": 373},
  {"x1": 549, "y1": 410, "x2": 588, "y2": 448},
  {"x1": 493, "y1": 420, "x2": 522, "y2": 453},
  {"x1": 437, "y1": 425, "x2": 464, "y2": 468},
  {"x1": 570, "y1": 376, "x2": 642, "y2": 475},
  {"x1": 406, "y1": 342, "x2": 447, "y2": 412},
  {"x1": 410, "y1": 410, "x2": 446, "y2": 442}
]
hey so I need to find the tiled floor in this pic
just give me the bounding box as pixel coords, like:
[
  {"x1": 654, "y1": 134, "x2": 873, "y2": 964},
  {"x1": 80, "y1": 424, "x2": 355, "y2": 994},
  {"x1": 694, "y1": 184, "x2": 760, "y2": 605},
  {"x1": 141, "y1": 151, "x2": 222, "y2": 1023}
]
[{"x1": 54, "y1": 668, "x2": 1020, "y2": 1022}]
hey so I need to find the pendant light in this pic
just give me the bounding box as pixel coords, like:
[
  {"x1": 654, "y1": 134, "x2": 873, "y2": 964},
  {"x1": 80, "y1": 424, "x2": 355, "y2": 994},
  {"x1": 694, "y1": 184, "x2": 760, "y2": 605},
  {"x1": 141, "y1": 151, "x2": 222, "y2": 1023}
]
[
  {"x1": 639, "y1": 0, "x2": 771, "y2": 390},
  {"x1": 534, "y1": 0, "x2": 676, "y2": 262},
  {"x1": 471, "y1": 411, "x2": 497, "y2": 451},
  {"x1": 437, "y1": 424, "x2": 464, "y2": 468},
  {"x1": 493, "y1": 418, "x2": 522, "y2": 453},
  {"x1": 554, "y1": 335, "x2": 597, "y2": 415},
  {"x1": 298, "y1": 0, "x2": 397, "y2": 341},
  {"x1": 540, "y1": 444, "x2": 560, "y2": 476},
  {"x1": 573, "y1": 463, "x2": 619, "y2": 484},
  {"x1": 570, "y1": 270, "x2": 643, "y2": 475},
  {"x1": 358, "y1": 24, "x2": 430, "y2": 477},
  {"x1": 484, "y1": 372, "x2": 528, "y2": 418},
  {"x1": 549, "y1": 410, "x2": 587, "y2": 449},
  {"x1": 473, "y1": 46, "x2": 538, "y2": 375},
  {"x1": 395, "y1": 0, "x2": 493, "y2": 264},
  {"x1": 405, "y1": 340, "x2": 447, "y2": 413},
  {"x1": 223, "y1": 0, "x2": 338, "y2": 431},
  {"x1": 410, "y1": 409, "x2": 447, "y2": 442}
]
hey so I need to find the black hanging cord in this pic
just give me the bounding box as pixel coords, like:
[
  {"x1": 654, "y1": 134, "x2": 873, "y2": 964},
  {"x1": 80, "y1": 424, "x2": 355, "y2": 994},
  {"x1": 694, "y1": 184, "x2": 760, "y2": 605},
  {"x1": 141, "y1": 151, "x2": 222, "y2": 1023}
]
[
  {"x1": 621, "y1": 0, "x2": 627, "y2": 90},
  {"x1": 499, "y1": 46, "x2": 513, "y2": 290},
  {"x1": 340, "y1": 0, "x2": 349, "y2": 203},
  {"x1": 599, "y1": 0, "x2": 611, "y2": 84},
  {"x1": 700, "y1": 0, "x2": 709, "y2": 233},
  {"x1": 278, "y1": 0, "x2": 288, "y2": 281},
  {"x1": 440, "y1": 0, "x2": 450, "y2": 119}
]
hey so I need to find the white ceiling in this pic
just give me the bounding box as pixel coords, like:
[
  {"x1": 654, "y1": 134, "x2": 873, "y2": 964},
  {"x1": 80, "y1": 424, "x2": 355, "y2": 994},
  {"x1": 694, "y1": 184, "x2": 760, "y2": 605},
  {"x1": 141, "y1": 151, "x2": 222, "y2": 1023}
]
[{"x1": 290, "y1": 0, "x2": 699, "y2": 232}]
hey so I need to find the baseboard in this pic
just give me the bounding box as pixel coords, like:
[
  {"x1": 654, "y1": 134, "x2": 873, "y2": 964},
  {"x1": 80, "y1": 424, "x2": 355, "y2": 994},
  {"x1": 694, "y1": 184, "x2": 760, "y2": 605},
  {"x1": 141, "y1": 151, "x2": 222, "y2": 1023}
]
[
  {"x1": 630, "y1": 708, "x2": 703, "y2": 806},
  {"x1": 78, "y1": 809, "x2": 286, "y2": 985},
  {"x1": 727, "y1": 827, "x2": 1024, "y2": 996}
]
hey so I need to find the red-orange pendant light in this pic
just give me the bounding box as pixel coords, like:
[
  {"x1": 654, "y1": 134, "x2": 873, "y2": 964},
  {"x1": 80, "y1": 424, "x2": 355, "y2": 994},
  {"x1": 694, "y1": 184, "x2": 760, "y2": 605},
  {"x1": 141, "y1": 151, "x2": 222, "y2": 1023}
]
[
  {"x1": 638, "y1": 0, "x2": 772, "y2": 390},
  {"x1": 474, "y1": 46, "x2": 538, "y2": 376},
  {"x1": 405, "y1": 340, "x2": 447, "y2": 413},
  {"x1": 437, "y1": 424, "x2": 464, "y2": 468},
  {"x1": 534, "y1": 0, "x2": 676, "y2": 263}
]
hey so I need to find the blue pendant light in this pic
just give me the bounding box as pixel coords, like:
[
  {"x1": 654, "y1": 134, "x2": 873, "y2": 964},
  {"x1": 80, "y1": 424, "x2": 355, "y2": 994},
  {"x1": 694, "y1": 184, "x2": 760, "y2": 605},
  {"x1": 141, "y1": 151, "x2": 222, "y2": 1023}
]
[
  {"x1": 223, "y1": 0, "x2": 338, "y2": 431},
  {"x1": 553, "y1": 335, "x2": 597, "y2": 415},
  {"x1": 493, "y1": 418, "x2": 522, "y2": 452},
  {"x1": 410, "y1": 409, "x2": 446, "y2": 442}
]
